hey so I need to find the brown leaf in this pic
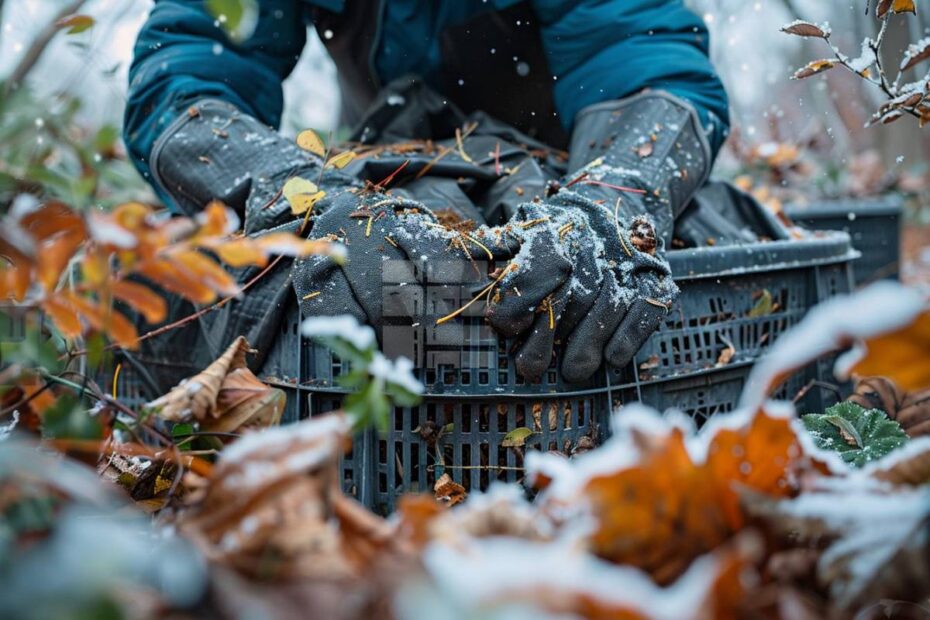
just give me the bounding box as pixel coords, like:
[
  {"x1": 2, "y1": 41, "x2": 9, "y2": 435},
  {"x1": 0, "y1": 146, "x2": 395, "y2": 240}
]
[
  {"x1": 781, "y1": 21, "x2": 830, "y2": 38},
  {"x1": 40, "y1": 296, "x2": 82, "y2": 339},
  {"x1": 180, "y1": 415, "x2": 353, "y2": 579},
  {"x1": 901, "y1": 39, "x2": 930, "y2": 72},
  {"x1": 202, "y1": 367, "x2": 285, "y2": 433},
  {"x1": 61, "y1": 292, "x2": 138, "y2": 348},
  {"x1": 136, "y1": 258, "x2": 218, "y2": 305},
  {"x1": 636, "y1": 141, "x2": 654, "y2": 158},
  {"x1": 792, "y1": 59, "x2": 837, "y2": 80},
  {"x1": 110, "y1": 280, "x2": 167, "y2": 324},
  {"x1": 146, "y1": 336, "x2": 252, "y2": 423},
  {"x1": 434, "y1": 473, "x2": 467, "y2": 506}
]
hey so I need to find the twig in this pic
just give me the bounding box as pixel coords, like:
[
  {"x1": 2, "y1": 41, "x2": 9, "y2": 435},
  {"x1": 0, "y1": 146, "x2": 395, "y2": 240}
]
[{"x1": 3, "y1": 0, "x2": 88, "y2": 95}]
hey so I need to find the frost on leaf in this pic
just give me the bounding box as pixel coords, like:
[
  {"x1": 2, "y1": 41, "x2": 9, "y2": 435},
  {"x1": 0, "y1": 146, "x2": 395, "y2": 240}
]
[
  {"x1": 781, "y1": 20, "x2": 831, "y2": 38},
  {"x1": 792, "y1": 59, "x2": 837, "y2": 80},
  {"x1": 900, "y1": 37, "x2": 930, "y2": 72},
  {"x1": 802, "y1": 402, "x2": 908, "y2": 468},
  {"x1": 533, "y1": 406, "x2": 803, "y2": 584}
]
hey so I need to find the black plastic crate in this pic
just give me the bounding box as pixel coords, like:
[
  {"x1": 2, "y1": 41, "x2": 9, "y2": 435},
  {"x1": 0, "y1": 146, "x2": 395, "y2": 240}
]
[
  {"x1": 105, "y1": 233, "x2": 857, "y2": 513},
  {"x1": 254, "y1": 232, "x2": 857, "y2": 513},
  {"x1": 785, "y1": 195, "x2": 902, "y2": 285}
]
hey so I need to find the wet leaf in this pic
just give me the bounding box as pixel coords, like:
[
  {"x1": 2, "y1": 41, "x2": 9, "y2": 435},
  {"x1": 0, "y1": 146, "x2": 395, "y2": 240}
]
[{"x1": 296, "y1": 129, "x2": 326, "y2": 156}]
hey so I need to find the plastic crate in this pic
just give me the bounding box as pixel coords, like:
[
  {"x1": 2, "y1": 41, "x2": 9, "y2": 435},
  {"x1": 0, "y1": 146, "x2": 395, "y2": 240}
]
[
  {"x1": 254, "y1": 232, "x2": 858, "y2": 513},
  {"x1": 785, "y1": 195, "x2": 902, "y2": 285}
]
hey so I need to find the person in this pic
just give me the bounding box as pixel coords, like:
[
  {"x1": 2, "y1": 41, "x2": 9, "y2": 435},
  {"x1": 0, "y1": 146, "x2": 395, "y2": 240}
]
[{"x1": 123, "y1": 0, "x2": 730, "y2": 386}]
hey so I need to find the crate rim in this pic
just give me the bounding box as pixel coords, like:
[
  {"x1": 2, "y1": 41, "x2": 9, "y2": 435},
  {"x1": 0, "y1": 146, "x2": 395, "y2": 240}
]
[{"x1": 783, "y1": 193, "x2": 904, "y2": 219}]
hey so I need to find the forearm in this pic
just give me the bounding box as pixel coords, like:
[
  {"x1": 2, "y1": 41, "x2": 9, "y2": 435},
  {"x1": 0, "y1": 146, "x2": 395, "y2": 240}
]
[{"x1": 123, "y1": 0, "x2": 306, "y2": 193}]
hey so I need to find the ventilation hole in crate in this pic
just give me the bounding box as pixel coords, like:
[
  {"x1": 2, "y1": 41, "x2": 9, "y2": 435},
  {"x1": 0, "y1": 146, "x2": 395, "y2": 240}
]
[
  {"x1": 497, "y1": 406, "x2": 508, "y2": 432},
  {"x1": 479, "y1": 404, "x2": 490, "y2": 432},
  {"x1": 478, "y1": 370, "x2": 489, "y2": 385},
  {"x1": 425, "y1": 369, "x2": 436, "y2": 384},
  {"x1": 515, "y1": 403, "x2": 526, "y2": 429},
  {"x1": 461, "y1": 444, "x2": 472, "y2": 490},
  {"x1": 461, "y1": 403, "x2": 472, "y2": 433},
  {"x1": 461, "y1": 371, "x2": 471, "y2": 385}
]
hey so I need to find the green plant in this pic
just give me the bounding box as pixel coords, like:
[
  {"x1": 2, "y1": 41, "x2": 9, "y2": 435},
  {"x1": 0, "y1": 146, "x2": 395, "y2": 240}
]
[{"x1": 802, "y1": 401, "x2": 908, "y2": 467}]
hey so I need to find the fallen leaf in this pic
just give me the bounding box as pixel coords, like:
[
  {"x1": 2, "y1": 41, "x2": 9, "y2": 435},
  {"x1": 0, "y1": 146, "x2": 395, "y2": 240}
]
[
  {"x1": 326, "y1": 151, "x2": 357, "y2": 169},
  {"x1": 748, "y1": 289, "x2": 773, "y2": 318},
  {"x1": 434, "y1": 473, "x2": 467, "y2": 507},
  {"x1": 204, "y1": 367, "x2": 285, "y2": 433},
  {"x1": 55, "y1": 14, "x2": 95, "y2": 34},
  {"x1": 296, "y1": 129, "x2": 326, "y2": 156},
  {"x1": 146, "y1": 336, "x2": 252, "y2": 423}
]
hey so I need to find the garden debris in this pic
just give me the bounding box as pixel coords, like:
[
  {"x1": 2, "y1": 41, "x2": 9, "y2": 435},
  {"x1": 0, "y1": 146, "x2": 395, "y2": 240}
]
[
  {"x1": 145, "y1": 336, "x2": 285, "y2": 433},
  {"x1": 433, "y1": 473, "x2": 467, "y2": 506}
]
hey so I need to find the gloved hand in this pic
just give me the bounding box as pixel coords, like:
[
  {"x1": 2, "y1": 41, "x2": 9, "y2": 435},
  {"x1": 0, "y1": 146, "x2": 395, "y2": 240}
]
[
  {"x1": 293, "y1": 191, "x2": 514, "y2": 343},
  {"x1": 149, "y1": 98, "x2": 353, "y2": 233},
  {"x1": 487, "y1": 91, "x2": 712, "y2": 382}
]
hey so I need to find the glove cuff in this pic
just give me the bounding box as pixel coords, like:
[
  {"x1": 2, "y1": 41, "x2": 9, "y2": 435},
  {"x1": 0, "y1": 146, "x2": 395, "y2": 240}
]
[
  {"x1": 566, "y1": 91, "x2": 713, "y2": 241},
  {"x1": 149, "y1": 99, "x2": 320, "y2": 217}
]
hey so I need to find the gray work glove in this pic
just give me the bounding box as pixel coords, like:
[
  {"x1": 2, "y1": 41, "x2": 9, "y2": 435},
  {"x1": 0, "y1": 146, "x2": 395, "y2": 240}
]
[
  {"x1": 293, "y1": 191, "x2": 514, "y2": 342},
  {"x1": 149, "y1": 98, "x2": 354, "y2": 233},
  {"x1": 143, "y1": 99, "x2": 359, "y2": 368},
  {"x1": 487, "y1": 91, "x2": 712, "y2": 382}
]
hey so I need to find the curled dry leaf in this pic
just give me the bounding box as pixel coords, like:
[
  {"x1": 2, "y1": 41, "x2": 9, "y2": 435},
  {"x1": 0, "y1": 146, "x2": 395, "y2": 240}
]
[
  {"x1": 146, "y1": 336, "x2": 250, "y2": 422},
  {"x1": 900, "y1": 37, "x2": 930, "y2": 72},
  {"x1": 433, "y1": 473, "x2": 467, "y2": 506}
]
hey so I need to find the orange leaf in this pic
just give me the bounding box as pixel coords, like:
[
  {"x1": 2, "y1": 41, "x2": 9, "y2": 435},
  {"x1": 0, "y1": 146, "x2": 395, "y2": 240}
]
[
  {"x1": 210, "y1": 238, "x2": 268, "y2": 268},
  {"x1": 35, "y1": 231, "x2": 83, "y2": 292},
  {"x1": 255, "y1": 232, "x2": 338, "y2": 258},
  {"x1": 40, "y1": 296, "x2": 82, "y2": 338},
  {"x1": 111, "y1": 279, "x2": 167, "y2": 324},
  {"x1": 196, "y1": 201, "x2": 237, "y2": 237},
  {"x1": 851, "y1": 310, "x2": 930, "y2": 391},
  {"x1": 169, "y1": 249, "x2": 240, "y2": 297},
  {"x1": 0, "y1": 261, "x2": 31, "y2": 302},
  {"x1": 81, "y1": 250, "x2": 109, "y2": 287},
  {"x1": 63, "y1": 292, "x2": 138, "y2": 348},
  {"x1": 136, "y1": 259, "x2": 218, "y2": 305},
  {"x1": 581, "y1": 410, "x2": 799, "y2": 584},
  {"x1": 20, "y1": 202, "x2": 85, "y2": 242}
]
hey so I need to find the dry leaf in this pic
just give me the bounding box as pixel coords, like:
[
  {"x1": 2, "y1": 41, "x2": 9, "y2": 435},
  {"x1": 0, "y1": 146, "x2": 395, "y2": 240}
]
[
  {"x1": 434, "y1": 473, "x2": 467, "y2": 506},
  {"x1": 326, "y1": 151, "x2": 357, "y2": 169},
  {"x1": 147, "y1": 336, "x2": 252, "y2": 423},
  {"x1": 792, "y1": 59, "x2": 837, "y2": 80},
  {"x1": 296, "y1": 129, "x2": 326, "y2": 156},
  {"x1": 204, "y1": 367, "x2": 285, "y2": 433},
  {"x1": 580, "y1": 409, "x2": 799, "y2": 583},
  {"x1": 110, "y1": 280, "x2": 167, "y2": 324},
  {"x1": 781, "y1": 21, "x2": 830, "y2": 38}
]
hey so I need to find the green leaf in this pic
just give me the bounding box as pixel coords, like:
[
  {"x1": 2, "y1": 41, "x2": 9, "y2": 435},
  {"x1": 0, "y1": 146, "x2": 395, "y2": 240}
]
[
  {"x1": 502, "y1": 427, "x2": 534, "y2": 448},
  {"x1": 204, "y1": 0, "x2": 258, "y2": 43},
  {"x1": 748, "y1": 289, "x2": 774, "y2": 318},
  {"x1": 802, "y1": 402, "x2": 908, "y2": 467}
]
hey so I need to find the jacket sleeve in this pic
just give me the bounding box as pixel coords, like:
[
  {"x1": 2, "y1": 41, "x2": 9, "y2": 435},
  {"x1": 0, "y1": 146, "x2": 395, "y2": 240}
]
[
  {"x1": 532, "y1": 0, "x2": 730, "y2": 155},
  {"x1": 123, "y1": 0, "x2": 308, "y2": 183}
]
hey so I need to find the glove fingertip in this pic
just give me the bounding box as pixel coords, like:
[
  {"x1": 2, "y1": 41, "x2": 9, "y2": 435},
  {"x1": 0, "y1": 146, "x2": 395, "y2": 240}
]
[{"x1": 605, "y1": 299, "x2": 667, "y2": 369}]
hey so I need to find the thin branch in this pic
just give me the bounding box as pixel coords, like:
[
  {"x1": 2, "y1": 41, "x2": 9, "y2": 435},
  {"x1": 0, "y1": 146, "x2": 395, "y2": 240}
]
[{"x1": 3, "y1": 0, "x2": 88, "y2": 95}]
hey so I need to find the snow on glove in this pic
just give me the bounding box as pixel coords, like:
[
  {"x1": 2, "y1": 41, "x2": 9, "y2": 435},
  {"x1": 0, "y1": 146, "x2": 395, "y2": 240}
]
[
  {"x1": 487, "y1": 91, "x2": 712, "y2": 382},
  {"x1": 293, "y1": 191, "x2": 515, "y2": 342},
  {"x1": 149, "y1": 98, "x2": 354, "y2": 234}
]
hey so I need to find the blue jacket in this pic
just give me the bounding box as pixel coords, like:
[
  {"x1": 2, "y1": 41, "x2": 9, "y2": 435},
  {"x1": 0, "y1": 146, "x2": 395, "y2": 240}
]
[{"x1": 125, "y1": 0, "x2": 729, "y2": 184}]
